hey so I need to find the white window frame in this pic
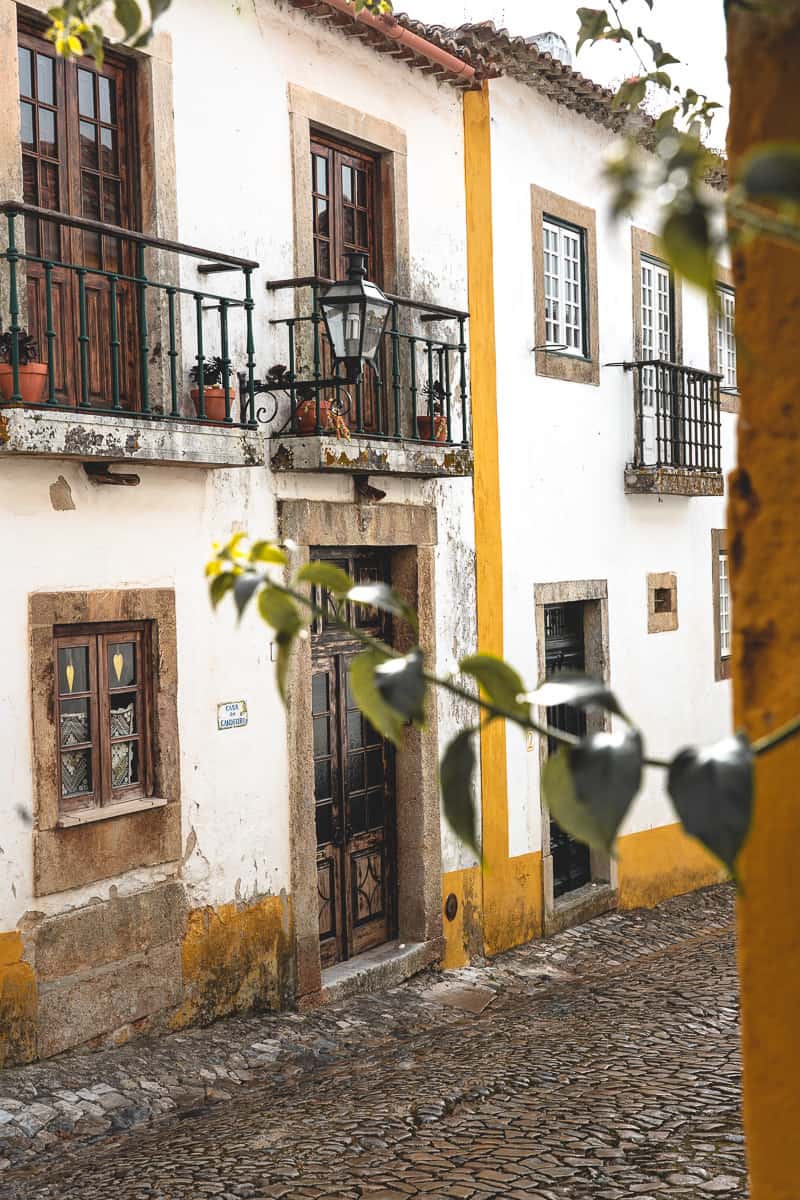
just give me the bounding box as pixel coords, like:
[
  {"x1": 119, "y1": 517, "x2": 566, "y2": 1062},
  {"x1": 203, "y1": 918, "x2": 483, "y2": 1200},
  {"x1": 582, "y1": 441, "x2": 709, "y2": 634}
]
[
  {"x1": 543, "y1": 217, "x2": 586, "y2": 356},
  {"x1": 640, "y1": 256, "x2": 675, "y2": 464},
  {"x1": 718, "y1": 549, "x2": 731, "y2": 659},
  {"x1": 715, "y1": 285, "x2": 737, "y2": 391}
]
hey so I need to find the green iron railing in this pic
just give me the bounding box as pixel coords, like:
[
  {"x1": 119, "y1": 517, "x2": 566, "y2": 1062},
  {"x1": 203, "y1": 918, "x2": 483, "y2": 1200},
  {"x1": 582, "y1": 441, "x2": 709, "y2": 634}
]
[
  {"x1": 0, "y1": 201, "x2": 258, "y2": 426},
  {"x1": 263, "y1": 275, "x2": 470, "y2": 446}
]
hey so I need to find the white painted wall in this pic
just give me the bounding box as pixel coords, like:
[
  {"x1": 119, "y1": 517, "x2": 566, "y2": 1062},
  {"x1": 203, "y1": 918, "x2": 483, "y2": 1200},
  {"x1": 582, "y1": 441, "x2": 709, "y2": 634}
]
[
  {"x1": 0, "y1": 0, "x2": 477, "y2": 927},
  {"x1": 486, "y1": 78, "x2": 735, "y2": 858}
]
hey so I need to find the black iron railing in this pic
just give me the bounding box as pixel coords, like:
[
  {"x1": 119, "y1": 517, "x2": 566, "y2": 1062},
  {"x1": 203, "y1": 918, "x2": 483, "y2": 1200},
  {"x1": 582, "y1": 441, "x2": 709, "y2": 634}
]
[
  {"x1": 0, "y1": 202, "x2": 258, "y2": 426},
  {"x1": 624, "y1": 359, "x2": 722, "y2": 472},
  {"x1": 263, "y1": 276, "x2": 470, "y2": 446}
]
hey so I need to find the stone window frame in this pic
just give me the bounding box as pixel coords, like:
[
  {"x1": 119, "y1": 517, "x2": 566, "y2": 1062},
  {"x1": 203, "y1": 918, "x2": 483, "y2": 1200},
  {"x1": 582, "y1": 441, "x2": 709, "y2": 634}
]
[
  {"x1": 279, "y1": 500, "x2": 443, "y2": 1002},
  {"x1": 708, "y1": 264, "x2": 739, "y2": 415},
  {"x1": 647, "y1": 571, "x2": 678, "y2": 634},
  {"x1": 30, "y1": 588, "x2": 181, "y2": 897},
  {"x1": 533, "y1": 579, "x2": 617, "y2": 934},
  {"x1": 712, "y1": 529, "x2": 732, "y2": 681},
  {"x1": 531, "y1": 186, "x2": 600, "y2": 386},
  {"x1": 631, "y1": 227, "x2": 684, "y2": 365}
]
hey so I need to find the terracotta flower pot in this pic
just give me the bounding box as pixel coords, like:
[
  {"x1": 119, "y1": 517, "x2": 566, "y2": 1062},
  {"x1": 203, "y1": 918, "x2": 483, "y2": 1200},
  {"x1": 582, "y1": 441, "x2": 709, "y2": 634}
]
[
  {"x1": 295, "y1": 398, "x2": 332, "y2": 434},
  {"x1": 191, "y1": 386, "x2": 231, "y2": 422},
  {"x1": 0, "y1": 362, "x2": 49, "y2": 406},
  {"x1": 416, "y1": 414, "x2": 447, "y2": 442}
]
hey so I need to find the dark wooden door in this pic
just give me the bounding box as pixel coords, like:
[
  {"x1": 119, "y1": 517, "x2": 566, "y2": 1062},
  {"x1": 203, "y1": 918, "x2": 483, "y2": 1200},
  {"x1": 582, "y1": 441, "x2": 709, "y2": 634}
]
[
  {"x1": 310, "y1": 135, "x2": 384, "y2": 432},
  {"x1": 312, "y1": 551, "x2": 396, "y2": 967},
  {"x1": 544, "y1": 602, "x2": 592, "y2": 899},
  {"x1": 18, "y1": 25, "x2": 139, "y2": 408}
]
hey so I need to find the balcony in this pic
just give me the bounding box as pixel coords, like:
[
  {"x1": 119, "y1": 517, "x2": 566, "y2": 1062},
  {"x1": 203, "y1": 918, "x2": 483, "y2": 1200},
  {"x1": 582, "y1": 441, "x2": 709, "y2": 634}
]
[
  {"x1": 0, "y1": 203, "x2": 264, "y2": 469},
  {"x1": 623, "y1": 360, "x2": 724, "y2": 497},
  {"x1": 260, "y1": 277, "x2": 473, "y2": 479}
]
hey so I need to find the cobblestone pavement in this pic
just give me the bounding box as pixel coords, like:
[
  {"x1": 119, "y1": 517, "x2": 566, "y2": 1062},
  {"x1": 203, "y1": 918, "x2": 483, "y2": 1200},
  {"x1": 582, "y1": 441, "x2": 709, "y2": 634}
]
[{"x1": 2, "y1": 885, "x2": 745, "y2": 1198}]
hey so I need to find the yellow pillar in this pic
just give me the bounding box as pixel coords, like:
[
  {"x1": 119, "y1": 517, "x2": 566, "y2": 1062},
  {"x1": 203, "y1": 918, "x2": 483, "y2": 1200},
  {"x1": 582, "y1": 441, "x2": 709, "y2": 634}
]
[
  {"x1": 460, "y1": 84, "x2": 541, "y2": 958},
  {"x1": 727, "y1": 7, "x2": 800, "y2": 1196}
]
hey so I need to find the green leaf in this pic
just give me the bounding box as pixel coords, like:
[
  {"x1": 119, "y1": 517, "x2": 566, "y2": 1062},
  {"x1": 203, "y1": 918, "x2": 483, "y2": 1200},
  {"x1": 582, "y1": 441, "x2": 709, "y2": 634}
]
[
  {"x1": 349, "y1": 650, "x2": 404, "y2": 746},
  {"x1": 660, "y1": 202, "x2": 716, "y2": 293},
  {"x1": 274, "y1": 634, "x2": 293, "y2": 705},
  {"x1": 460, "y1": 653, "x2": 528, "y2": 720},
  {"x1": 347, "y1": 582, "x2": 418, "y2": 631},
  {"x1": 374, "y1": 649, "x2": 426, "y2": 725},
  {"x1": 295, "y1": 561, "x2": 353, "y2": 597},
  {"x1": 250, "y1": 540, "x2": 288, "y2": 565},
  {"x1": 739, "y1": 141, "x2": 800, "y2": 205},
  {"x1": 576, "y1": 7, "x2": 611, "y2": 54},
  {"x1": 209, "y1": 571, "x2": 235, "y2": 609},
  {"x1": 440, "y1": 728, "x2": 481, "y2": 858},
  {"x1": 233, "y1": 572, "x2": 261, "y2": 620},
  {"x1": 646, "y1": 70, "x2": 673, "y2": 91},
  {"x1": 150, "y1": 0, "x2": 173, "y2": 17},
  {"x1": 113, "y1": 0, "x2": 142, "y2": 39},
  {"x1": 257, "y1": 586, "x2": 303, "y2": 638},
  {"x1": 543, "y1": 729, "x2": 643, "y2": 855},
  {"x1": 667, "y1": 733, "x2": 753, "y2": 876},
  {"x1": 525, "y1": 674, "x2": 627, "y2": 721},
  {"x1": 613, "y1": 76, "x2": 648, "y2": 111},
  {"x1": 638, "y1": 31, "x2": 680, "y2": 68}
]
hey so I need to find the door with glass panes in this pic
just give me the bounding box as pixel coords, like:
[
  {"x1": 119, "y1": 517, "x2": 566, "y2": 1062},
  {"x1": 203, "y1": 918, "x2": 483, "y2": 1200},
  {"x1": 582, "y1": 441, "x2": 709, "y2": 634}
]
[
  {"x1": 544, "y1": 602, "x2": 592, "y2": 898},
  {"x1": 312, "y1": 550, "x2": 397, "y2": 966},
  {"x1": 17, "y1": 23, "x2": 138, "y2": 408}
]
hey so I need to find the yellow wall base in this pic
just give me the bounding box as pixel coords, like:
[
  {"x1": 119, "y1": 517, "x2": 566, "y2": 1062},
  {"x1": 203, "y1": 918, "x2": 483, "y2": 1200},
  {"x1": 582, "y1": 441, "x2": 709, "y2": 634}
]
[
  {"x1": 173, "y1": 892, "x2": 295, "y2": 1029},
  {"x1": 0, "y1": 931, "x2": 37, "y2": 1068},
  {"x1": 482, "y1": 852, "x2": 543, "y2": 957},
  {"x1": 441, "y1": 866, "x2": 483, "y2": 968},
  {"x1": 617, "y1": 822, "x2": 726, "y2": 910}
]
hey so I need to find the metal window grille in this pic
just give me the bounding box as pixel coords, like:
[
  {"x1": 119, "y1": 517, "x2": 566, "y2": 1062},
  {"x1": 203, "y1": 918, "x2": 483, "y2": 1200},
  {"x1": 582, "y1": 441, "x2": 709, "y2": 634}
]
[
  {"x1": 716, "y1": 287, "x2": 736, "y2": 390},
  {"x1": 719, "y1": 551, "x2": 731, "y2": 657},
  {"x1": 543, "y1": 218, "x2": 585, "y2": 353}
]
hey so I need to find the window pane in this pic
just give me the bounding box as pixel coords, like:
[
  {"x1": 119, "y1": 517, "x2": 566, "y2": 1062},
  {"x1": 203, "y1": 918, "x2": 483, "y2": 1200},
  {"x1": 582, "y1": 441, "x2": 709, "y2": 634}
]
[
  {"x1": 19, "y1": 48, "x2": 33, "y2": 98},
  {"x1": 347, "y1": 709, "x2": 363, "y2": 750},
  {"x1": 366, "y1": 747, "x2": 382, "y2": 787},
  {"x1": 315, "y1": 802, "x2": 333, "y2": 846},
  {"x1": 102, "y1": 177, "x2": 121, "y2": 225},
  {"x1": 342, "y1": 165, "x2": 353, "y2": 202},
  {"x1": 78, "y1": 69, "x2": 95, "y2": 117},
  {"x1": 60, "y1": 698, "x2": 90, "y2": 747},
  {"x1": 315, "y1": 239, "x2": 330, "y2": 279},
  {"x1": 367, "y1": 789, "x2": 384, "y2": 830},
  {"x1": 108, "y1": 641, "x2": 136, "y2": 686},
  {"x1": 58, "y1": 645, "x2": 90, "y2": 695},
  {"x1": 343, "y1": 206, "x2": 355, "y2": 246},
  {"x1": 39, "y1": 108, "x2": 56, "y2": 158},
  {"x1": 356, "y1": 170, "x2": 367, "y2": 208},
  {"x1": 313, "y1": 714, "x2": 330, "y2": 757},
  {"x1": 100, "y1": 127, "x2": 118, "y2": 175},
  {"x1": 110, "y1": 691, "x2": 137, "y2": 736},
  {"x1": 98, "y1": 75, "x2": 116, "y2": 124},
  {"x1": 313, "y1": 153, "x2": 328, "y2": 196},
  {"x1": 314, "y1": 759, "x2": 332, "y2": 801},
  {"x1": 36, "y1": 54, "x2": 54, "y2": 105},
  {"x1": 80, "y1": 120, "x2": 98, "y2": 169},
  {"x1": 349, "y1": 792, "x2": 366, "y2": 834},
  {"x1": 111, "y1": 740, "x2": 139, "y2": 788},
  {"x1": 20, "y1": 101, "x2": 34, "y2": 146},
  {"x1": 349, "y1": 753, "x2": 365, "y2": 793},
  {"x1": 22, "y1": 155, "x2": 38, "y2": 205},
  {"x1": 312, "y1": 673, "x2": 329, "y2": 715},
  {"x1": 61, "y1": 749, "x2": 93, "y2": 798},
  {"x1": 315, "y1": 196, "x2": 329, "y2": 236}
]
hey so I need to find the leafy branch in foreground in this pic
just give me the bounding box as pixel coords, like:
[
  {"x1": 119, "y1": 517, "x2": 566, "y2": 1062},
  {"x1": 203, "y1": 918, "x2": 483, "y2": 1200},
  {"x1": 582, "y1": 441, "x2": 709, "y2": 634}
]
[{"x1": 208, "y1": 535, "x2": 800, "y2": 882}]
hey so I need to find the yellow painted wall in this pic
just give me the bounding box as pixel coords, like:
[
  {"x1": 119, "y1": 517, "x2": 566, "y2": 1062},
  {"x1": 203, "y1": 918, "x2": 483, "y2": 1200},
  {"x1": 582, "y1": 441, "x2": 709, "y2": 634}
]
[
  {"x1": 0, "y1": 931, "x2": 37, "y2": 1067},
  {"x1": 463, "y1": 82, "x2": 543, "y2": 956},
  {"x1": 727, "y1": 7, "x2": 800, "y2": 1196},
  {"x1": 617, "y1": 823, "x2": 726, "y2": 910},
  {"x1": 173, "y1": 893, "x2": 295, "y2": 1029}
]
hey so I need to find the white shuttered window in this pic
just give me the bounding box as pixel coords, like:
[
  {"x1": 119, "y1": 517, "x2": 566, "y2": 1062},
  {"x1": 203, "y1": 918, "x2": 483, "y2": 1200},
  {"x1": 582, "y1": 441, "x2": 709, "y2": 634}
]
[
  {"x1": 716, "y1": 286, "x2": 736, "y2": 389},
  {"x1": 543, "y1": 218, "x2": 585, "y2": 354},
  {"x1": 719, "y1": 551, "x2": 731, "y2": 658}
]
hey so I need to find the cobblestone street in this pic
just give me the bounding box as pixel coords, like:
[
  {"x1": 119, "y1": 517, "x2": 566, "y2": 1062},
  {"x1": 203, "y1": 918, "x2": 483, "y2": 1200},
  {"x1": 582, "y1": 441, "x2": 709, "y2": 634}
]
[{"x1": 1, "y1": 886, "x2": 745, "y2": 1198}]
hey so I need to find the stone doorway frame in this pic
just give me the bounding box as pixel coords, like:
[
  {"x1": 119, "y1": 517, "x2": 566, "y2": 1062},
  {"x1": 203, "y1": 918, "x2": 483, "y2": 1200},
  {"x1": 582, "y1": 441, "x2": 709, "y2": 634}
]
[
  {"x1": 279, "y1": 500, "x2": 444, "y2": 1002},
  {"x1": 534, "y1": 579, "x2": 619, "y2": 934}
]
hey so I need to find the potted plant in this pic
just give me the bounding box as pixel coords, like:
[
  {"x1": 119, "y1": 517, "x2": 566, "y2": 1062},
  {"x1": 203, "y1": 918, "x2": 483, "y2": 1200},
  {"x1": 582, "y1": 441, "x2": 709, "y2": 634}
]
[
  {"x1": 189, "y1": 357, "x2": 232, "y2": 422},
  {"x1": 417, "y1": 380, "x2": 448, "y2": 442},
  {"x1": 0, "y1": 330, "x2": 48, "y2": 405},
  {"x1": 266, "y1": 364, "x2": 348, "y2": 437}
]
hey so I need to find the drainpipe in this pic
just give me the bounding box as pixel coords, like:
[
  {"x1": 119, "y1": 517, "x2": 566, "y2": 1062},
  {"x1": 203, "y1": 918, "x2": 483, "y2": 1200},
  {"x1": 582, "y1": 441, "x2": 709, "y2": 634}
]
[{"x1": 320, "y1": 0, "x2": 477, "y2": 85}]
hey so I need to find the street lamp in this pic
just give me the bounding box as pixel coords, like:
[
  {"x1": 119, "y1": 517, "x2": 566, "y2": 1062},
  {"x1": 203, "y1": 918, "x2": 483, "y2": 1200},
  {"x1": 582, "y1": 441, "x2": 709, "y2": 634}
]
[{"x1": 319, "y1": 252, "x2": 392, "y2": 384}]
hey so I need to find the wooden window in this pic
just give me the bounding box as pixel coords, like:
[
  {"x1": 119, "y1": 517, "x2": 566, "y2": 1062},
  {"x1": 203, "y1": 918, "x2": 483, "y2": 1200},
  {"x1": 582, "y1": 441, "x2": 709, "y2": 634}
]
[
  {"x1": 310, "y1": 136, "x2": 380, "y2": 284},
  {"x1": 542, "y1": 217, "x2": 587, "y2": 355},
  {"x1": 712, "y1": 529, "x2": 732, "y2": 680},
  {"x1": 54, "y1": 622, "x2": 152, "y2": 814},
  {"x1": 715, "y1": 285, "x2": 737, "y2": 391}
]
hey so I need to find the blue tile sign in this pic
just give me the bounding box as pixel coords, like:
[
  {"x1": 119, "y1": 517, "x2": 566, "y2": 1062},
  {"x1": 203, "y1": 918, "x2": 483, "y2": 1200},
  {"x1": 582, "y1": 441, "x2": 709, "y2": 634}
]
[{"x1": 218, "y1": 700, "x2": 248, "y2": 730}]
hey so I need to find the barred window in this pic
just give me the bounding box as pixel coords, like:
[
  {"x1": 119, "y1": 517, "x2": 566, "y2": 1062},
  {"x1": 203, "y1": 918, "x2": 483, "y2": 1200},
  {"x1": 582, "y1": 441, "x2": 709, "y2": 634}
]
[{"x1": 543, "y1": 217, "x2": 587, "y2": 355}]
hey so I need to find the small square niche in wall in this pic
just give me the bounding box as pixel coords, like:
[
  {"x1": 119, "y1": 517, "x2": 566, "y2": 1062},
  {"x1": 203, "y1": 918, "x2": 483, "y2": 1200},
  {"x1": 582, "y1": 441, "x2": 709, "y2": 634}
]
[{"x1": 648, "y1": 572, "x2": 678, "y2": 633}]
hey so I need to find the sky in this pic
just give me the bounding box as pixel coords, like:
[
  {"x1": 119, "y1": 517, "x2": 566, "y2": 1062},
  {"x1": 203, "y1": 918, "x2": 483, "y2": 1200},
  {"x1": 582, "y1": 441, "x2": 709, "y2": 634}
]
[{"x1": 402, "y1": 0, "x2": 730, "y2": 142}]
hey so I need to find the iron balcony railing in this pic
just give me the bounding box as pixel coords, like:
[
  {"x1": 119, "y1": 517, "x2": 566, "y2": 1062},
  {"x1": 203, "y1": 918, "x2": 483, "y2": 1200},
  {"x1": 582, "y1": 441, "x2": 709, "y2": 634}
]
[
  {"x1": 263, "y1": 275, "x2": 470, "y2": 447},
  {"x1": 625, "y1": 359, "x2": 722, "y2": 472},
  {"x1": 0, "y1": 201, "x2": 258, "y2": 426}
]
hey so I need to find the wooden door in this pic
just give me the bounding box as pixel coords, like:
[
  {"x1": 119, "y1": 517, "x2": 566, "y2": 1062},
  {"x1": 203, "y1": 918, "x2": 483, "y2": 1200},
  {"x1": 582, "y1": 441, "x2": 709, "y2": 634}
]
[
  {"x1": 544, "y1": 602, "x2": 592, "y2": 899},
  {"x1": 312, "y1": 551, "x2": 397, "y2": 968},
  {"x1": 310, "y1": 135, "x2": 384, "y2": 432},
  {"x1": 18, "y1": 25, "x2": 139, "y2": 408}
]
